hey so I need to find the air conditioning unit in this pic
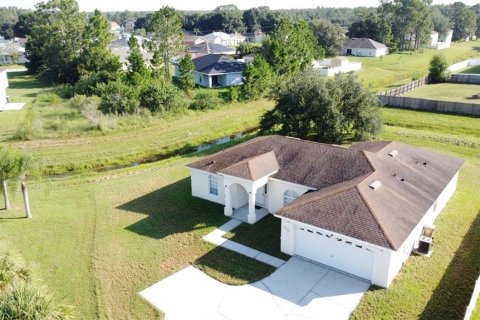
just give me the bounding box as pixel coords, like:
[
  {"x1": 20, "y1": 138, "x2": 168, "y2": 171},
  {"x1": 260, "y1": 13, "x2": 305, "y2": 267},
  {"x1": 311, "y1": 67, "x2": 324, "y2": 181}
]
[{"x1": 418, "y1": 236, "x2": 432, "y2": 255}]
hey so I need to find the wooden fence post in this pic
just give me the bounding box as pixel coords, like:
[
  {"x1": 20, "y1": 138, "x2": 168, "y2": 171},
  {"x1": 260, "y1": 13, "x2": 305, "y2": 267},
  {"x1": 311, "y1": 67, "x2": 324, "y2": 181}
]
[{"x1": 21, "y1": 182, "x2": 31, "y2": 219}]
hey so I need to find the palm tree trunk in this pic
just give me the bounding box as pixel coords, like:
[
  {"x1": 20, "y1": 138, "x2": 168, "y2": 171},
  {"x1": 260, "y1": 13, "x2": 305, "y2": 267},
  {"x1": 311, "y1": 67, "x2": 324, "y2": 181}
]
[
  {"x1": 21, "y1": 182, "x2": 31, "y2": 219},
  {"x1": 2, "y1": 180, "x2": 10, "y2": 210}
]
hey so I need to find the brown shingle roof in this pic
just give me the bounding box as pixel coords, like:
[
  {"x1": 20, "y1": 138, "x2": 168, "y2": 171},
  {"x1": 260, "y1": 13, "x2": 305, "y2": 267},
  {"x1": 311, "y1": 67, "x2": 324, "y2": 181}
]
[
  {"x1": 188, "y1": 136, "x2": 463, "y2": 250},
  {"x1": 187, "y1": 135, "x2": 374, "y2": 189},
  {"x1": 219, "y1": 151, "x2": 280, "y2": 180}
]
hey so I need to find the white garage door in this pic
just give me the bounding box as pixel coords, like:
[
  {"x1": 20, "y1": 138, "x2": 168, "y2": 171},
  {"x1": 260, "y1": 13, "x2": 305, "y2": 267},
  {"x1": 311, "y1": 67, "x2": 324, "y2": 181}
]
[{"x1": 294, "y1": 225, "x2": 374, "y2": 281}]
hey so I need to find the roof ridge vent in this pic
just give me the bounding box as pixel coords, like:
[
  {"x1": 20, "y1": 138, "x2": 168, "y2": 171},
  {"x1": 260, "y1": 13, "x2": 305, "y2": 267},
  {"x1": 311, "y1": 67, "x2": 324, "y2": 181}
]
[
  {"x1": 388, "y1": 149, "x2": 399, "y2": 157},
  {"x1": 369, "y1": 180, "x2": 382, "y2": 190}
]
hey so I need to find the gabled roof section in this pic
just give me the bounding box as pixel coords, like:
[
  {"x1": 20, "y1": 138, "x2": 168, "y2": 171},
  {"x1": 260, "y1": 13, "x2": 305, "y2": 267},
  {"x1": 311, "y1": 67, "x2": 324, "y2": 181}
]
[
  {"x1": 344, "y1": 38, "x2": 387, "y2": 49},
  {"x1": 192, "y1": 54, "x2": 246, "y2": 75},
  {"x1": 219, "y1": 151, "x2": 279, "y2": 181},
  {"x1": 188, "y1": 137, "x2": 463, "y2": 251},
  {"x1": 190, "y1": 42, "x2": 235, "y2": 55},
  {"x1": 188, "y1": 135, "x2": 374, "y2": 189}
]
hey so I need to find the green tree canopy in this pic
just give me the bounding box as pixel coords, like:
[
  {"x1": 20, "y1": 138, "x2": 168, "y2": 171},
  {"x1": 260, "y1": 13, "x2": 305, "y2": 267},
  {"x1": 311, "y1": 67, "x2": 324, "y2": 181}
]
[
  {"x1": 149, "y1": 7, "x2": 184, "y2": 78},
  {"x1": 178, "y1": 52, "x2": 196, "y2": 94},
  {"x1": 25, "y1": 0, "x2": 86, "y2": 83},
  {"x1": 260, "y1": 71, "x2": 382, "y2": 143},
  {"x1": 78, "y1": 9, "x2": 121, "y2": 76},
  {"x1": 126, "y1": 36, "x2": 150, "y2": 85},
  {"x1": 262, "y1": 18, "x2": 324, "y2": 77},
  {"x1": 428, "y1": 53, "x2": 450, "y2": 83},
  {"x1": 242, "y1": 56, "x2": 274, "y2": 101}
]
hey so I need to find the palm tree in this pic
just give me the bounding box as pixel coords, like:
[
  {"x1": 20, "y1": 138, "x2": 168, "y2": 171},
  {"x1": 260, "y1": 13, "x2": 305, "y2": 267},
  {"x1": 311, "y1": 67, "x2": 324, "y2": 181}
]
[{"x1": 0, "y1": 145, "x2": 31, "y2": 211}]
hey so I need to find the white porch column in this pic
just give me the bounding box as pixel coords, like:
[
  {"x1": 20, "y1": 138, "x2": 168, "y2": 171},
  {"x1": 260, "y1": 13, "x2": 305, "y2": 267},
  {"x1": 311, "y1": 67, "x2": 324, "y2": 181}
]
[
  {"x1": 247, "y1": 189, "x2": 256, "y2": 224},
  {"x1": 224, "y1": 183, "x2": 233, "y2": 217}
]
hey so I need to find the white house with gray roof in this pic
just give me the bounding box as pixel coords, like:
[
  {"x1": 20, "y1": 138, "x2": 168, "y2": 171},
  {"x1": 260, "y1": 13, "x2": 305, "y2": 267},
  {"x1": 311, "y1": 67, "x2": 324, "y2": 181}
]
[
  {"x1": 187, "y1": 136, "x2": 463, "y2": 287},
  {"x1": 175, "y1": 54, "x2": 246, "y2": 88},
  {"x1": 341, "y1": 38, "x2": 388, "y2": 57}
]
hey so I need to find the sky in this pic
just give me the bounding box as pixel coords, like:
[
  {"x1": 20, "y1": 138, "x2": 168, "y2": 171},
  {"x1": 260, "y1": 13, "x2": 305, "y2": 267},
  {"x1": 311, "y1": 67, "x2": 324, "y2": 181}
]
[{"x1": 2, "y1": 0, "x2": 479, "y2": 11}]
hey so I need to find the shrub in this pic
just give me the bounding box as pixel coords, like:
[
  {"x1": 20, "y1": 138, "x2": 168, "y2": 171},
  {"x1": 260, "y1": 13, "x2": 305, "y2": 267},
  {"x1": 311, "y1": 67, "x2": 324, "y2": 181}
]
[
  {"x1": 0, "y1": 250, "x2": 30, "y2": 290},
  {"x1": 36, "y1": 93, "x2": 62, "y2": 106},
  {"x1": 139, "y1": 80, "x2": 184, "y2": 113},
  {"x1": 74, "y1": 71, "x2": 120, "y2": 96},
  {"x1": 96, "y1": 81, "x2": 139, "y2": 115},
  {"x1": 429, "y1": 54, "x2": 450, "y2": 83},
  {"x1": 0, "y1": 282, "x2": 73, "y2": 320},
  {"x1": 190, "y1": 91, "x2": 222, "y2": 110},
  {"x1": 227, "y1": 86, "x2": 242, "y2": 103}
]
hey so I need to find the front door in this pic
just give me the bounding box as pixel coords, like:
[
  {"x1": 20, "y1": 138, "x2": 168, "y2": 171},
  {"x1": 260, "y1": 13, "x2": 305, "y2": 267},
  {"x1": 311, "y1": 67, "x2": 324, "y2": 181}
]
[
  {"x1": 346, "y1": 49, "x2": 352, "y2": 55},
  {"x1": 212, "y1": 75, "x2": 219, "y2": 87},
  {"x1": 255, "y1": 185, "x2": 267, "y2": 207}
]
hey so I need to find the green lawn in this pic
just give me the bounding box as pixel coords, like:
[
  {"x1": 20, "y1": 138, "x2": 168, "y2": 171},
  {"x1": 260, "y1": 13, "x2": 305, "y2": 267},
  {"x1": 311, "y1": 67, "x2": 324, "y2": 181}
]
[
  {"x1": 1, "y1": 106, "x2": 478, "y2": 319},
  {"x1": 401, "y1": 83, "x2": 480, "y2": 104},
  {"x1": 223, "y1": 214, "x2": 290, "y2": 260},
  {"x1": 0, "y1": 151, "x2": 276, "y2": 319},
  {"x1": 349, "y1": 41, "x2": 480, "y2": 92},
  {"x1": 472, "y1": 295, "x2": 480, "y2": 320},
  {"x1": 458, "y1": 65, "x2": 480, "y2": 74},
  {"x1": 1, "y1": 72, "x2": 272, "y2": 176}
]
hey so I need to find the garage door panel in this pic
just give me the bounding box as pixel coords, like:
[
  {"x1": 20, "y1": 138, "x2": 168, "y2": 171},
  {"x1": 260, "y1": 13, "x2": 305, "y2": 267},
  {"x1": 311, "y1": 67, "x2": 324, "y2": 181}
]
[{"x1": 294, "y1": 226, "x2": 373, "y2": 281}]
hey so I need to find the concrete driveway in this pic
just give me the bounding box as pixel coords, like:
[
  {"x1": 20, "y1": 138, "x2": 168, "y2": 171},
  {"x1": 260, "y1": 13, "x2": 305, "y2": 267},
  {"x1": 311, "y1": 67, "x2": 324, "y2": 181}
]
[{"x1": 140, "y1": 257, "x2": 370, "y2": 320}]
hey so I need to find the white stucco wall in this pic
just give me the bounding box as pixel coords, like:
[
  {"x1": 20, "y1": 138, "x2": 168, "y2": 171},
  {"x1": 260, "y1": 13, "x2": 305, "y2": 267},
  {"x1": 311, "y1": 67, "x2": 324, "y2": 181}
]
[
  {"x1": 267, "y1": 178, "x2": 312, "y2": 213},
  {"x1": 190, "y1": 168, "x2": 225, "y2": 205},
  {"x1": 218, "y1": 72, "x2": 244, "y2": 87},
  {"x1": 381, "y1": 171, "x2": 460, "y2": 287},
  {"x1": 229, "y1": 183, "x2": 248, "y2": 209},
  {"x1": 277, "y1": 171, "x2": 460, "y2": 288},
  {"x1": 0, "y1": 70, "x2": 8, "y2": 110},
  {"x1": 342, "y1": 47, "x2": 387, "y2": 57}
]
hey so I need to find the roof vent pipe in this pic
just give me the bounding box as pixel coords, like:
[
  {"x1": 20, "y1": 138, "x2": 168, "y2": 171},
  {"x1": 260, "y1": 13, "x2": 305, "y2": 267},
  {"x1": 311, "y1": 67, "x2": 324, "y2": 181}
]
[{"x1": 369, "y1": 180, "x2": 382, "y2": 190}]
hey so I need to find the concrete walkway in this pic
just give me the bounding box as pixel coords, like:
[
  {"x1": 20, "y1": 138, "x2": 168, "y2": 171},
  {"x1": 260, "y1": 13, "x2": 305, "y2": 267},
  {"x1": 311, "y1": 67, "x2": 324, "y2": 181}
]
[
  {"x1": 203, "y1": 219, "x2": 286, "y2": 268},
  {"x1": 140, "y1": 257, "x2": 370, "y2": 320}
]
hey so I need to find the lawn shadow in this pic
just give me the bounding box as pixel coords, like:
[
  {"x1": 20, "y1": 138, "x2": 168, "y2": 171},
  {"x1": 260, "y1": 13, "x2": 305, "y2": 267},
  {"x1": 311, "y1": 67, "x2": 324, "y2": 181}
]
[
  {"x1": 118, "y1": 177, "x2": 227, "y2": 240},
  {"x1": 420, "y1": 210, "x2": 480, "y2": 319}
]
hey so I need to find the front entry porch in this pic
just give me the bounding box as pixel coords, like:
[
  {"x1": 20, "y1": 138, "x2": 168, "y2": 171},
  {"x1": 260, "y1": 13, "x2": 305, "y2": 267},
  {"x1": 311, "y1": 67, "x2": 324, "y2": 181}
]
[{"x1": 231, "y1": 204, "x2": 269, "y2": 224}]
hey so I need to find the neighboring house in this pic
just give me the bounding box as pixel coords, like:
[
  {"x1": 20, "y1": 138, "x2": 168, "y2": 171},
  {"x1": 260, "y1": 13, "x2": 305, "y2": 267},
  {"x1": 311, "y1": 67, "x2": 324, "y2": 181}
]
[
  {"x1": 0, "y1": 69, "x2": 25, "y2": 111},
  {"x1": 189, "y1": 42, "x2": 236, "y2": 59},
  {"x1": 242, "y1": 32, "x2": 265, "y2": 43},
  {"x1": 187, "y1": 135, "x2": 463, "y2": 288},
  {"x1": 0, "y1": 43, "x2": 27, "y2": 65},
  {"x1": 312, "y1": 57, "x2": 361, "y2": 77},
  {"x1": 341, "y1": 38, "x2": 388, "y2": 57},
  {"x1": 241, "y1": 53, "x2": 256, "y2": 64},
  {"x1": 0, "y1": 69, "x2": 7, "y2": 110},
  {"x1": 110, "y1": 21, "x2": 121, "y2": 32},
  {"x1": 110, "y1": 35, "x2": 153, "y2": 69},
  {"x1": 184, "y1": 35, "x2": 206, "y2": 46},
  {"x1": 427, "y1": 30, "x2": 453, "y2": 50},
  {"x1": 175, "y1": 54, "x2": 246, "y2": 88},
  {"x1": 202, "y1": 32, "x2": 246, "y2": 47}
]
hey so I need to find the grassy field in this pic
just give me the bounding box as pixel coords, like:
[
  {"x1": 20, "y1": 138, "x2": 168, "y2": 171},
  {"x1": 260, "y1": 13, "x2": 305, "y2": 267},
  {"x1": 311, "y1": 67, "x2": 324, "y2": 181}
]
[
  {"x1": 459, "y1": 65, "x2": 480, "y2": 74},
  {"x1": 402, "y1": 83, "x2": 480, "y2": 104},
  {"x1": 349, "y1": 41, "x2": 480, "y2": 92},
  {"x1": 473, "y1": 297, "x2": 480, "y2": 320},
  {"x1": 2, "y1": 72, "x2": 272, "y2": 176},
  {"x1": 0, "y1": 106, "x2": 478, "y2": 319}
]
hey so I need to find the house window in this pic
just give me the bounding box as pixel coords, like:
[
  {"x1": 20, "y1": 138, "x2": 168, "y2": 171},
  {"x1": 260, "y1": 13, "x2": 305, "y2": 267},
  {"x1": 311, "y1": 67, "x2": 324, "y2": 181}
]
[
  {"x1": 209, "y1": 175, "x2": 218, "y2": 195},
  {"x1": 283, "y1": 189, "x2": 299, "y2": 206}
]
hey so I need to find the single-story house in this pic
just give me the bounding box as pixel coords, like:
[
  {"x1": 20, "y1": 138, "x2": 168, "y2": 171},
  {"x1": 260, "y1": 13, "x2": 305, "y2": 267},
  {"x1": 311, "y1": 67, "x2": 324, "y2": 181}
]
[
  {"x1": 312, "y1": 57, "x2": 362, "y2": 77},
  {"x1": 184, "y1": 35, "x2": 206, "y2": 47},
  {"x1": 189, "y1": 42, "x2": 236, "y2": 59},
  {"x1": 341, "y1": 38, "x2": 388, "y2": 57},
  {"x1": 0, "y1": 69, "x2": 8, "y2": 110},
  {"x1": 425, "y1": 30, "x2": 453, "y2": 50},
  {"x1": 0, "y1": 43, "x2": 27, "y2": 65},
  {"x1": 202, "y1": 32, "x2": 245, "y2": 47},
  {"x1": 187, "y1": 135, "x2": 463, "y2": 288},
  {"x1": 175, "y1": 54, "x2": 246, "y2": 88},
  {"x1": 242, "y1": 32, "x2": 265, "y2": 43}
]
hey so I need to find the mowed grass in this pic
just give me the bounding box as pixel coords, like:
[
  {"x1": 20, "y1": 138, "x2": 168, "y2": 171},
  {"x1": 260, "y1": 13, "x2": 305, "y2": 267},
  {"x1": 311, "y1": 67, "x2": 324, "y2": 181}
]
[
  {"x1": 0, "y1": 71, "x2": 52, "y2": 140},
  {"x1": 0, "y1": 107, "x2": 478, "y2": 319},
  {"x1": 0, "y1": 152, "x2": 276, "y2": 319},
  {"x1": 223, "y1": 214, "x2": 291, "y2": 260},
  {"x1": 1, "y1": 72, "x2": 273, "y2": 176},
  {"x1": 473, "y1": 297, "x2": 480, "y2": 320},
  {"x1": 349, "y1": 41, "x2": 480, "y2": 92},
  {"x1": 402, "y1": 83, "x2": 480, "y2": 104},
  {"x1": 459, "y1": 65, "x2": 480, "y2": 74}
]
